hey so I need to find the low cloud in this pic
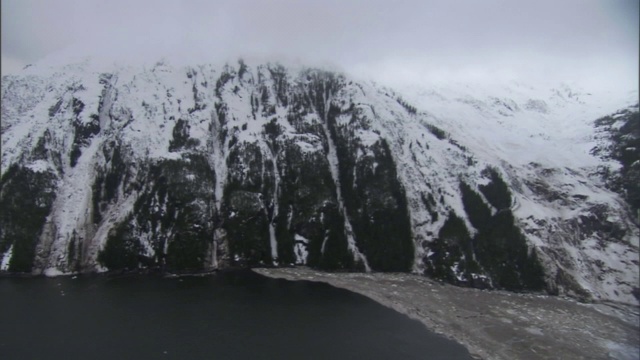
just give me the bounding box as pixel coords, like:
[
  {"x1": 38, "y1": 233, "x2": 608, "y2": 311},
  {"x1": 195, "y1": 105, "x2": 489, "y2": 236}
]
[{"x1": 2, "y1": 0, "x2": 637, "y2": 92}]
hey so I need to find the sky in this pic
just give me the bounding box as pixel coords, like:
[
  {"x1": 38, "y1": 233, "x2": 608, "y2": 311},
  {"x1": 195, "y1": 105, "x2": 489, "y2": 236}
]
[{"x1": 1, "y1": 0, "x2": 638, "y2": 91}]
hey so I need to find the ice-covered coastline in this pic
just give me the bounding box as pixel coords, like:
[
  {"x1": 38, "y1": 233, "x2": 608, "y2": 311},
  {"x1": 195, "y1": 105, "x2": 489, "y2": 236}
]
[{"x1": 254, "y1": 267, "x2": 640, "y2": 360}]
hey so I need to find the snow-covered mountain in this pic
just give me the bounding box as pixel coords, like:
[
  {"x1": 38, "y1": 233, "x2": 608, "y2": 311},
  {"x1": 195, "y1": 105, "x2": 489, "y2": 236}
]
[{"x1": 1, "y1": 57, "x2": 638, "y2": 305}]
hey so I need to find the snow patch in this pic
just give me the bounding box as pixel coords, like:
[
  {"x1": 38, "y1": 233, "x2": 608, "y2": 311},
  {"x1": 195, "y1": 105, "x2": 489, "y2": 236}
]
[
  {"x1": 294, "y1": 234, "x2": 309, "y2": 265},
  {"x1": 26, "y1": 160, "x2": 51, "y2": 173},
  {"x1": 43, "y1": 268, "x2": 68, "y2": 277},
  {"x1": 1, "y1": 245, "x2": 13, "y2": 270}
]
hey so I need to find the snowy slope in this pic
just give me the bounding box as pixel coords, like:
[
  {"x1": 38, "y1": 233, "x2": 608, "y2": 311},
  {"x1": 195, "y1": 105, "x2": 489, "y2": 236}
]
[
  {"x1": 397, "y1": 81, "x2": 639, "y2": 304},
  {"x1": 1, "y1": 56, "x2": 638, "y2": 305}
]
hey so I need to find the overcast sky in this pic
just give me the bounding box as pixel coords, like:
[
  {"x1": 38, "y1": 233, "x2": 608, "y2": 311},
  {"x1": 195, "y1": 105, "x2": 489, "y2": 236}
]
[{"x1": 1, "y1": 0, "x2": 638, "y2": 91}]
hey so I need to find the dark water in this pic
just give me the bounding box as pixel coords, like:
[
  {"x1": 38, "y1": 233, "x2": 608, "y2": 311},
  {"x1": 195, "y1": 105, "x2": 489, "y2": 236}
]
[{"x1": 0, "y1": 270, "x2": 472, "y2": 360}]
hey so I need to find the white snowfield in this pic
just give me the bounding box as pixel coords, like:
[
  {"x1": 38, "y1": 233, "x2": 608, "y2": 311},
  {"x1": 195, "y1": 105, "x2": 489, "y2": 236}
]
[{"x1": 1, "y1": 56, "x2": 638, "y2": 305}]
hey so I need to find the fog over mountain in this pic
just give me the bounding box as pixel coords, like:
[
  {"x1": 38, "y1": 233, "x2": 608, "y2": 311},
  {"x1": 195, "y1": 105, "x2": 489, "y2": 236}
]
[{"x1": 2, "y1": 0, "x2": 638, "y2": 92}]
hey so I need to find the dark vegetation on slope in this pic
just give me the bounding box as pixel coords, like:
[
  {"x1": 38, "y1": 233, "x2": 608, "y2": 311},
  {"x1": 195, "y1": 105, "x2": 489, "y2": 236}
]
[
  {"x1": 97, "y1": 216, "x2": 142, "y2": 271},
  {"x1": 424, "y1": 123, "x2": 447, "y2": 140},
  {"x1": 201, "y1": 68, "x2": 285, "y2": 268},
  {"x1": 592, "y1": 108, "x2": 640, "y2": 221},
  {"x1": 473, "y1": 209, "x2": 546, "y2": 291},
  {"x1": 223, "y1": 142, "x2": 273, "y2": 266},
  {"x1": 479, "y1": 167, "x2": 512, "y2": 210},
  {"x1": 169, "y1": 118, "x2": 200, "y2": 152},
  {"x1": 0, "y1": 165, "x2": 57, "y2": 272},
  {"x1": 216, "y1": 68, "x2": 413, "y2": 272},
  {"x1": 31, "y1": 129, "x2": 64, "y2": 174},
  {"x1": 396, "y1": 97, "x2": 417, "y2": 115},
  {"x1": 97, "y1": 153, "x2": 214, "y2": 272},
  {"x1": 221, "y1": 69, "x2": 366, "y2": 270},
  {"x1": 459, "y1": 181, "x2": 491, "y2": 230},
  {"x1": 461, "y1": 174, "x2": 545, "y2": 291},
  {"x1": 264, "y1": 121, "x2": 354, "y2": 270},
  {"x1": 327, "y1": 104, "x2": 414, "y2": 271},
  {"x1": 424, "y1": 211, "x2": 483, "y2": 286},
  {"x1": 425, "y1": 170, "x2": 545, "y2": 291}
]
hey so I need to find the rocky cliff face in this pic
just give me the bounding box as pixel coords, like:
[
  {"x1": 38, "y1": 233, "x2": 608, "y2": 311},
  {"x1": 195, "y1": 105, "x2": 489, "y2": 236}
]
[{"x1": 1, "y1": 58, "x2": 638, "y2": 305}]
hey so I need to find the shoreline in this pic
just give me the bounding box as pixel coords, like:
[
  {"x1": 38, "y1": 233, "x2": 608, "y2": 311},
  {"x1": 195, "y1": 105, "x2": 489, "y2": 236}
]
[{"x1": 254, "y1": 267, "x2": 640, "y2": 360}]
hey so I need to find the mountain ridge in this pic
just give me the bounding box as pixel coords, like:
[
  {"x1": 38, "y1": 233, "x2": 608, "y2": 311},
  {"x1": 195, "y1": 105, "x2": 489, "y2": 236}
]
[{"x1": 1, "y1": 58, "x2": 638, "y2": 305}]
